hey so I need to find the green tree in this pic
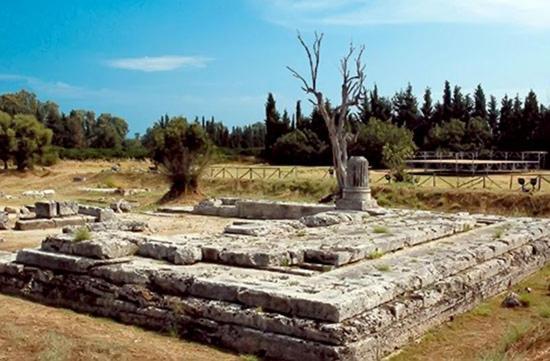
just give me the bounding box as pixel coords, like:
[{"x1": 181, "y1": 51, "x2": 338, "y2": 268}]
[
  {"x1": 442, "y1": 81, "x2": 452, "y2": 122},
  {"x1": 370, "y1": 85, "x2": 392, "y2": 121},
  {"x1": 487, "y1": 95, "x2": 499, "y2": 136},
  {"x1": 464, "y1": 117, "x2": 492, "y2": 151},
  {"x1": 427, "y1": 119, "x2": 466, "y2": 152},
  {"x1": 11, "y1": 114, "x2": 53, "y2": 170},
  {"x1": 523, "y1": 90, "x2": 540, "y2": 146},
  {"x1": 350, "y1": 118, "x2": 416, "y2": 169},
  {"x1": 473, "y1": 84, "x2": 487, "y2": 119},
  {"x1": 271, "y1": 129, "x2": 328, "y2": 165},
  {"x1": 392, "y1": 83, "x2": 420, "y2": 129},
  {"x1": 91, "y1": 113, "x2": 128, "y2": 148},
  {"x1": 264, "y1": 93, "x2": 281, "y2": 156},
  {"x1": 144, "y1": 116, "x2": 211, "y2": 200},
  {"x1": 0, "y1": 111, "x2": 15, "y2": 169},
  {"x1": 0, "y1": 90, "x2": 40, "y2": 116}
]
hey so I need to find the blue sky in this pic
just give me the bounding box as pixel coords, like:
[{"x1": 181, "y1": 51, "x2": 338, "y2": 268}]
[{"x1": 1, "y1": 0, "x2": 549, "y2": 134}]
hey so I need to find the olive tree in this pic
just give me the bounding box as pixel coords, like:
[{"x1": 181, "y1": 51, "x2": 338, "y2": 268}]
[
  {"x1": 0, "y1": 111, "x2": 15, "y2": 169},
  {"x1": 11, "y1": 114, "x2": 52, "y2": 170},
  {"x1": 144, "y1": 116, "x2": 212, "y2": 201}
]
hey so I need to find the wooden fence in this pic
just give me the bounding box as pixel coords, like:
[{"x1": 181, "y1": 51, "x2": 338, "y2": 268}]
[{"x1": 204, "y1": 166, "x2": 550, "y2": 192}]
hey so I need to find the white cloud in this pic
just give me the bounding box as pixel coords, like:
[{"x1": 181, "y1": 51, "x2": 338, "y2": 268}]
[
  {"x1": 0, "y1": 74, "x2": 120, "y2": 100},
  {"x1": 258, "y1": 0, "x2": 550, "y2": 28},
  {"x1": 106, "y1": 55, "x2": 210, "y2": 72}
]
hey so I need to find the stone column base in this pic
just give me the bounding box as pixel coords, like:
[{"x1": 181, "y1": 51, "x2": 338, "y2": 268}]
[{"x1": 336, "y1": 187, "x2": 378, "y2": 211}]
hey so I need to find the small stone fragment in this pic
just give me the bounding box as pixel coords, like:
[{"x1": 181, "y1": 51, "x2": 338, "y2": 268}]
[{"x1": 501, "y1": 292, "x2": 522, "y2": 308}]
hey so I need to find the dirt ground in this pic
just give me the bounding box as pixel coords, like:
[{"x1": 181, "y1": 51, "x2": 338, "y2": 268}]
[
  {"x1": 0, "y1": 294, "x2": 242, "y2": 361},
  {"x1": 390, "y1": 265, "x2": 550, "y2": 361},
  {"x1": 0, "y1": 213, "x2": 233, "y2": 252}
]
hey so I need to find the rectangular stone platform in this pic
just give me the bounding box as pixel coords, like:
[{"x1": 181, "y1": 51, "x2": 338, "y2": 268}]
[
  {"x1": 161, "y1": 198, "x2": 335, "y2": 219},
  {"x1": 0, "y1": 208, "x2": 549, "y2": 361}
]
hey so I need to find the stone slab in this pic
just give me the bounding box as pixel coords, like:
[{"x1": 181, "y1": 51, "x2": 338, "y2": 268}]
[
  {"x1": 35, "y1": 201, "x2": 57, "y2": 218},
  {"x1": 15, "y1": 218, "x2": 56, "y2": 231},
  {"x1": 57, "y1": 201, "x2": 79, "y2": 216},
  {"x1": 42, "y1": 233, "x2": 139, "y2": 259},
  {"x1": 78, "y1": 205, "x2": 116, "y2": 222},
  {"x1": 1, "y1": 207, "x2": 550, "y2": 361}
]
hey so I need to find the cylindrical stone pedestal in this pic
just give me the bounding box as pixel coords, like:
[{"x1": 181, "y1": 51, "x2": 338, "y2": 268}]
[{"x1": 336, "y1": 156, "x2": 378, "y2": 210}]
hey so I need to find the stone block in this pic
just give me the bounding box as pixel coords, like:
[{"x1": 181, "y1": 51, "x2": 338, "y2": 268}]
[
  {"x1": 137, "y1": 240, "x2": 202, "y2": 265},
  {"x1": 15, "y1": 249, "x2": 104, "y2": 273},
  {"x1": 15, "y1": 218, "x2": 56, "y2": 231},
  {"x1": 41, "y1": 234, "x2": 139, "y2": 259},
  {"x1": 35, "y1": 201, "x2": 58, "y2": 218},
  {"x1": 53, "y1": 215, "x2": 97, "y2": 228},
  {"x1": 57, "y1": 201, "x2": 79, "y2": 216},
  {"x1": 78, "y1": 205, "x2": 116, "y2": 222},
  {"x1": 0, "y1": 212, "x2": 9, "y2": 230},
  {"x1": 236, "y1": 200, "x2": 334, "y2": 219}
]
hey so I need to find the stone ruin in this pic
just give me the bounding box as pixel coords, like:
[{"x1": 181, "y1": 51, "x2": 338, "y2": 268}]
[
  {"x1": 0, "y1": 206, "x2": 549, "y2": 360},
  {"x1": 1, "y1": 200, "x2": 142, "y2": 232},
  {"x1": 9, "y1": 201, "x2": 116, "y2": 231},
  {"x1": 1, "y1": 161, "x2": 549, "y2": 360}
]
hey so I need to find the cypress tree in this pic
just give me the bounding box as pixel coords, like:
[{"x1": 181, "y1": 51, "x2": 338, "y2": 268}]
[
  {"x1": 442, "y1": 81, "x2": 452, "y2": 121},
  {"x1": 473, "y1": 84, "x2": 487, "y2": 119},
  {"x1": 264, "y1": 93, "x2": 281, "y2": 156},
  {"x1": 487, "y1": 95, "x2": 499, "y2": 136}
]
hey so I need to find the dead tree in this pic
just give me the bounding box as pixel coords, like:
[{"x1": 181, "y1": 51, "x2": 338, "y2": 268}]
[{"x1": 287, "y1": 32, "x2": 366, "y2": 194}]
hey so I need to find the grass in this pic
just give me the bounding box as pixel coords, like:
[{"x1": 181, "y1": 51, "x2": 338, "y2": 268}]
[
  {"x1": 375, "y1": 264, "x2": 391, "y2": 272},
  {"x1": 518, "y1": 293, "x2": 533, "y2": 307},
  {"x1": 101, "y1": 175, "x2": 119, "y2": 189},
  {"x1": 367, "y1": 250, "x2": 385, "y2": 259},
  {"x1": 538, "y1": 304, "x2": 550, "y2": 319},
  {"x1": 372, "y1": 225, "x2": 390, "y2": 234},
  {"x1": 38, "y1": 332, "x2": 73, "y2": 361},
  {"x1": 240, "y1": 355, "x2": 260, "y2": 361},
  {"x1": 471, "y1": 303, "x2": 492, "y2": 317},
  {"x1": 390, "y1": 264, "x2": 550, "y2": 361},
  {"x1": 73, "y1": 227, "x2": 91, "y2": 242},
  {"x1": 493, "y1": 226, "x2": 507, "y2": 239},
  {"x1": 295, "y1": 230, "x2": 307, "y2": 237},
  {"x1": 500, "y1": 321, "x2": 532, "y2": 352}
]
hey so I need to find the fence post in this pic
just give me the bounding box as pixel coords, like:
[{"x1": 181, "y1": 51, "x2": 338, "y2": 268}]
[
  {"x1": 432, "y1": 173, "x2": 436, "y2": 187},
  {"x1": 483, "y1": 175, "x2": 486, "y2": 189},
  {"x1": 509, "y1": 175, "x2": 513, "y2": 190}
]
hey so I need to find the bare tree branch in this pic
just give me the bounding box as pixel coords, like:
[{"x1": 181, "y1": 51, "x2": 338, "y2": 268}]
[{"x1": 287, "y1": 32, "x2": 367, "y2": 193}]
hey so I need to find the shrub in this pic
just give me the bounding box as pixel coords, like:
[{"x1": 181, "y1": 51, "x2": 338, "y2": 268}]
[
  {"x1": 73, "y1": 227, "x2": 91, "y2": 242},
  {"x1": 271, "y1": 129, "x2": 329, "y2": 165},
  {"x1": 350, "y1": 118, "x2": 416, "y2": 179}
]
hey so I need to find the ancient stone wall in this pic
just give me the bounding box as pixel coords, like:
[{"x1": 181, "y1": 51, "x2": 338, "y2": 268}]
[{"x1": 0, "y1": 209, "x2": 549, "y2": 361}]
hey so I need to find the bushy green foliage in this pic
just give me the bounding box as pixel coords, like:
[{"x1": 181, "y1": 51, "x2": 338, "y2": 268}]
[
  {"x1": 427, "y1": 118, "x2": 466, "y2": 152},
  {"x1": 427, "y1": 117, "x2": 492, "y2": 152},
  {"x1": 144, "y1": 116, "x2": 212, "y2": 198},
  {"x1": 351, "y1": 118, "x2": 416, "y2": 178},
  {"x1": 271, "y1": 129, "x2": 329, "y2": 165},
  {"x1": 0, "y1": 111, "x2": 16, "y2": 169},
  {"x1": 73, "y1": 227, "x2": 91, "y2": 242},
  {"x1": 5, "y1": 114, "x2": 53, "y2": 170}
]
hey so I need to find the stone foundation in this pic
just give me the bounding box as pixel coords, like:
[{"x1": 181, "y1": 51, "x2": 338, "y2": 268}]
[
  {"x1": 1, "y1": 208, "x2": 549, "y2": 361},
  {"x1": 160, "y1": 198, "x2": 336, "y2": 219},
  {"x1": 11, "y1": 202, "x2": 116, "y2": 231}
]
